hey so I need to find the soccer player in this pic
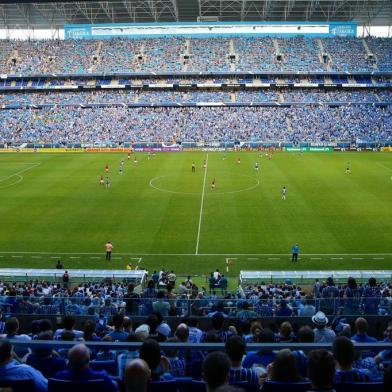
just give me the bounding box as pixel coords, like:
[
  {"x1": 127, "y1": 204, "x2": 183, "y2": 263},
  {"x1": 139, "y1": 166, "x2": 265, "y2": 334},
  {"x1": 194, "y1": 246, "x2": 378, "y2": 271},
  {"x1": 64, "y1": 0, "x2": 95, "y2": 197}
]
[
  {"x1": 192, "y1": 162, "x2": 196, "y2": 173},
  {"x1": 281, "y1": 186, "x2": 287, "y2": 200},
  {"x1": 211, "y1": 178, "x2": 216, "y2": 190},
  {"x1": 99, "y1": 175, "x2": 104, "y2": 185},
  {"x1": 105, "y1": 164, "x2": 109, "y2": 173},
  {"x1": 255, "y1": 162, "x2": 259, "y2": 172},
  {"x1": 134, "y1": 156, "x2": 138, "y2": 164},
  {"x1": 121, "y1": 159, "x2": 125, "y2": 166},
  {"x1": 203, "y1": 160, "x2": 207, "y2": 169},
  {"x1": 127, "y1": 152, "x2": 131, "y2": 160},
  {"x1": 237, "y1": 158, "x2": 241, "y2": 165},
  {"x1": 223, "y1": 153, "x2": 227, "y2": 160},
  {"x1": 147, "y1": 152, "x2": 151, "y2": 160},
  {"x1": 105, "y1": 176, "x2": 110, "y2": 190},
  {"x1": 345, "y1": 162, "x2": 351, "y2": 174},
  {"x1": 119, "y1": 165, "x2": 123, "y2": 175}
]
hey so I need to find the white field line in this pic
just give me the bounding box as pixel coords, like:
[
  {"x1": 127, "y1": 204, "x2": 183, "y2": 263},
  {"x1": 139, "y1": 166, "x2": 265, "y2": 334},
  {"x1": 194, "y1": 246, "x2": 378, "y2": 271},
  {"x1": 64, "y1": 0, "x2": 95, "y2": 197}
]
[
  {"x1": 0, "y1": 252, "x2": 391, "y2": 257},
  {"x1": 195, "y1": 154, "x2": 208, "y2": 255},
  {"x1": 0, "y1": 163, "x2": 40, "y2": 183}
]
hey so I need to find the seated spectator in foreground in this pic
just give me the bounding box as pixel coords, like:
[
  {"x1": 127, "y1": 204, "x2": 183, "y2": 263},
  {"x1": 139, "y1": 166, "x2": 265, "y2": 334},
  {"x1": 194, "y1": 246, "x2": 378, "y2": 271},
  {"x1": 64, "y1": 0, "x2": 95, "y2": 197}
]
[
  {"x1": 307, "y1": 349, "x2": 336, "y2": 392},
  {"x1": 225, "y1": 335, "x2": 260, "y2": 391},
  {"x1": 1, "y1": 316, "x2": 31, "y2": 360},
  {"x1": 201, "y1": 313, "x2": 232, "y2": 342},
  {"x1": 265, "y1": 349, "x2": 304, "y2": 384},
  {"x1": 236, "y1": 301, "x2": 258, "y2": 320},
  {"x1": 139, "y1": 339, "x2": 172, "y2": 381},
  {"x1": 352, "y1": 317, "x2": 377, "y2": 343},
  {"x1": 298, "y1": 295, "x2": 316, "y2": 317},
  {"x1": 54, "y1": 315, "x2": 83, "y2": 340},
  {"x1": 118, "y1": 332, "x2": 140, "y2": 379},
  {"x1": 243, "y1": 327, "x2": 276, "y2": 368},
  {"x1": 164, "y1": 337, "x2": 187, "y2": 378},
  {"x1": 0, "y1": 339, "x2": 48, "y2": 392},
  {"x1": 333, "y1": 336, "x2": 369, "y2": 383},
  {"x1": 186, "y1": 317, "x2": 203, "y2": 343},
  {"x1": 54, "y1": 343, "x2": 117, "y2": 391},
  {"x1": 124, "y1": 358, "x2": 151, "y2": 392},
  {"x1": 293, "y1": 326, "x2": 315, "y2": 378},
  {"x1": 203, "y1": 351, "x2": 231, "y2": 392},
  {"x1": 374, "y1": 321, "x2": 392, "y2": 365},
  {"x1": 312, "y1": 312, "x2": 336, "y2": 343},
  {"x1": 275, "y1": 299, "x2": 293, "y2": 317},
  {"x1": 26, "y1": 331, "x2": 67, "y2": 378},
  {"x1": 95, "y1": 335, "x2": 117, "y2": 360},
  {"x1": 276, "y1": 321, "x2": 296, "y2": 342}
]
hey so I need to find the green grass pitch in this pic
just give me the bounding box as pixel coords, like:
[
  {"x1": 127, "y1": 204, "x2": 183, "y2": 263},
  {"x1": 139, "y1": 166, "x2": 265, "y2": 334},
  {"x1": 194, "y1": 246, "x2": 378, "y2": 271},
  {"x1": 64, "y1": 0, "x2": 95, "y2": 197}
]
[{"x1": 0, "y1": 151, "x2": 391, "y2": 280}]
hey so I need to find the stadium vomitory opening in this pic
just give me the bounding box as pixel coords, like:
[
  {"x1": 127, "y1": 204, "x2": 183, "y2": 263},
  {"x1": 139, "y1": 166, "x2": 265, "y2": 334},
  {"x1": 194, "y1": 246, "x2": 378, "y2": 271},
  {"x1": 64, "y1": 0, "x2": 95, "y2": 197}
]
[{"x1": 0, "y1": 1, "x2": 391, "y2": 392}]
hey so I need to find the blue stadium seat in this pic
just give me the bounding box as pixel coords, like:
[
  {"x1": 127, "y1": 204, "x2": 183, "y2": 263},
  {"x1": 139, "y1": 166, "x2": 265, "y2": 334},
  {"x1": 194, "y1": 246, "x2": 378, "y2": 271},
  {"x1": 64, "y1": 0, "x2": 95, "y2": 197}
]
[
  {"x1": 48, "y1": 378, "x2": 109, "y2": 392},
  {"x1": 90, "y1": 360, "x2": 118, "y2": 376},
  {"x1": 148, "y1": 380, "x2": 178, "y2": 392},
  {"x1": 261, "y1": 380, "x2": 311, "y2": 392},
  {"x1": 0, "y1": 379, "x2": 35, "y2": 392},
  {"x1": 175, "y1": 377, "x2": 193, "y2": 392},
  {"x1": 190, "y1": 380, "x2": 249, "y2": 392},
  {"x1": 335, "y1": 382, "x2": 383, "y2": 392}
]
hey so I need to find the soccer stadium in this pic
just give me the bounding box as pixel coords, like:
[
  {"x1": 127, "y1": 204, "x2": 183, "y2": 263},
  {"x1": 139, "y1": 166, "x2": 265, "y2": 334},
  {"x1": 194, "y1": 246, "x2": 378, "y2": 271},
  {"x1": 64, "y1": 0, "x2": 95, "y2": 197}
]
[{"x1": 0, "y1": 1, "x2": 391, "y2": 391}]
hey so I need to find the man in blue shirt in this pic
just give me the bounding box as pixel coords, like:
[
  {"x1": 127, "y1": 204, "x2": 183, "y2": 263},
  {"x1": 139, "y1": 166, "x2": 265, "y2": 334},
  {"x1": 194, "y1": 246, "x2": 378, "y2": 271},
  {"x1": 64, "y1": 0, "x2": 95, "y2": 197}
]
[
  {"x1": 106, "y1": 313, "x2": 129, "y2": 342},
  {"x1": 292, "y1": 244, "x2": 299, "y2": 262},
  {"x1": 54, "y1": 343, "x2": 117, "y2": 392},
  {"x1": 0, "y1": 339, "x2": 48, "y2": 392}
]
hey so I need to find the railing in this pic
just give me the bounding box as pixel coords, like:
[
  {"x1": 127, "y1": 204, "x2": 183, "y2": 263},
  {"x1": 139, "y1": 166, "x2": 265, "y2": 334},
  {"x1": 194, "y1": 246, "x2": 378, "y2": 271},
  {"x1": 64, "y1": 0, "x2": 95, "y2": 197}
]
[{"x1": 1, "y1": 296, "x2": 390, "y2": 317}]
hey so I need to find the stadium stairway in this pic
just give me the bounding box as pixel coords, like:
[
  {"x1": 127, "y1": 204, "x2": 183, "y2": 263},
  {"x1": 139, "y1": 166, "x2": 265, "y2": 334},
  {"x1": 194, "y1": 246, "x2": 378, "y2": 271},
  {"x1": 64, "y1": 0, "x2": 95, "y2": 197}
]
[{"x1": 362, "y1": 39, "x2": 379, "y2": 70}]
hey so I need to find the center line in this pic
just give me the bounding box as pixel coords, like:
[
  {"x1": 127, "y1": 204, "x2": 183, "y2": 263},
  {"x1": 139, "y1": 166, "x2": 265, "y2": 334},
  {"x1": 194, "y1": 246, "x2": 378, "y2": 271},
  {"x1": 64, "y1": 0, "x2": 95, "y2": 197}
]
[{"x1": 195, "y1": 154, "x2": 208, "y2": 255}]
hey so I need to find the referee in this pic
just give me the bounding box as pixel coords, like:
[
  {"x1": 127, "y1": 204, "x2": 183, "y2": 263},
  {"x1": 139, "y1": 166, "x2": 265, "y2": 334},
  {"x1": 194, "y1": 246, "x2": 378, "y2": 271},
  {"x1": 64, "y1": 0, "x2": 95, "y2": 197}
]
[
  {"x1": 292, "y1": 243, "x2": 299, "y2": 263},
  {"x1": 105, "y1": 241, "x2": 113, "y2": 261}
]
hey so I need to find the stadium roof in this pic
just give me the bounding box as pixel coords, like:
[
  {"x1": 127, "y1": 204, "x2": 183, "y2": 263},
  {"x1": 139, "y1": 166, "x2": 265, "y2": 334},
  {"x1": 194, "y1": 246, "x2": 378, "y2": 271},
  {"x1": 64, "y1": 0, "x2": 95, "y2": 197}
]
[{"x1": 0, "y1": 0, "x2": 390, "y2": 29}]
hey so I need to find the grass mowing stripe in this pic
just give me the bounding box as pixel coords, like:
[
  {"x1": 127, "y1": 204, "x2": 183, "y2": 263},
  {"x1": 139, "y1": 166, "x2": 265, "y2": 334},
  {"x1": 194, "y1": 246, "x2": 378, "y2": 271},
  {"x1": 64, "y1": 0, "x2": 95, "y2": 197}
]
[{"x1": 195, "y1": 154, "x2": 208, "y2": 255}]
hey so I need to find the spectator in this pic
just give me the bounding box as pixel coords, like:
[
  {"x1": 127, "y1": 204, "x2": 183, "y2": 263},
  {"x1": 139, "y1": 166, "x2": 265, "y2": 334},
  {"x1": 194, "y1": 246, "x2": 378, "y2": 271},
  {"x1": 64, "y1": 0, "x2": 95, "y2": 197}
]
[
  {"x1": 107, "y1": 313, "x2": 129, "y2": 342},
  {"x1": 124, "y1": 358, "x2": 151, "y2": 392},
  {"x1": 362, "y1": 277, "x2": 381, "y2": 315},
  {"x1": 135, "y1": 324, "x2": 150, "y2": 341},
  {"x1": 152, "y1": 291, "x2": 171, "y2": 317},
  {"x1": 54, "y1": 315, "x2": 83, "y2": 340},
  {"x1": 333, "y1": 336, "x2": 369, "y2": 383},
  {"x1": 56, "y1": 260, "x2": 64, "y2": 269},
  {"x1": 26, "y1": 331, "x2": 67, "y2": 378},
  {"x1": 225, "y1": 335, "x2": 260, "y2": 390},
  {"x1": 203, "y1": 351, "x2": 231, "y2": 392},
  {"x1": 139, "y1": 339, "x2": 172, "y2": 381},
  {"x1": 352, "y1": 317, "x2": 377, "y2": 343},
  {"x1": 83, "y1": 320, "x2": 101, "y2": 342},
  {"x1": 186, "y1": 317, "x2": 203, "y2": 343},
  {"x1": 343, "y1": 277, "x2": 362, "y2": 315},
  {"x1": 124, "y1": 284, "x2": 140, "y2": 315},
  {"x1": 293, "y1": 326, "x2": 315, "y2": 378},
  {"x1": 298, "y1": 295, "x2": 316, "y2": 317},
  {"x1": 307, "y1": 349, "x2": 336, "y2": 392},
  {"x1": 54, "y1": 343, "x2": 117, "y2": 391},
  {"x1": 220, "y1": 275, "x2": 228, "y2": 296},
  {"x1": 236, "y1": 301, "x2": 258, "y2": 320},
  {"x1": 266, "y1": 349, "x2": 303, "y2": 383},
  {"x1": 62, "y1": 270, "x2": 70, "y2": 289},
  {"x1": 312, "y1": 311, "x2": 336, "y2": 343},
  {"x1": 321, "y1": 277, "x2": 339, "y2": 315},
  {"x1": 1, "y1": 317, "x2": 31, "y2": 360},
  {"x1": 374, "y1": 321, "x2": 392, "y2": 365},
  {"x1": 243, "y1": 327, "x2": 276, "y2": 368},
  {"x1": 0, "y1": 339, "x2": 48, "y2": 392},
  {"x1": 276, "y1": 321, "x2": 296, "y2": 342},
  {"x1": 95, "y1": 335, "x2": 117, "y2": 360},
  {"x1": 117, "y1": 332, "x2": 141, "y2": 379}
]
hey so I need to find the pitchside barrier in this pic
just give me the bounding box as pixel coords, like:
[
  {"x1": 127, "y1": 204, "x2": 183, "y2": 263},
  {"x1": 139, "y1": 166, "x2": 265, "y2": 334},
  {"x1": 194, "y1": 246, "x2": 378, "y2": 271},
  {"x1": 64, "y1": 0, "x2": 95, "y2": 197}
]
[{"x1": 239, "y1": 270, "x2": 392, "y2": 284}]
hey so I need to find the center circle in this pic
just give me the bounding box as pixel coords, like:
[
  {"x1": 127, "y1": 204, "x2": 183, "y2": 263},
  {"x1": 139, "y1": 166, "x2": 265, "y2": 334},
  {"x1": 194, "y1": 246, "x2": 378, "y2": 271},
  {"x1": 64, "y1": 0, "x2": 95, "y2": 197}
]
[{"x1": 149, "y1": 174, "x2": 260, "y2": 195}]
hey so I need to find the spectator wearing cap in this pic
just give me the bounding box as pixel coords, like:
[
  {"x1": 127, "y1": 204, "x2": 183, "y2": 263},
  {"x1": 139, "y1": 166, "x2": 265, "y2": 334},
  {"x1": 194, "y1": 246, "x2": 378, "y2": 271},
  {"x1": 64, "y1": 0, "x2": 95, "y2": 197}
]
[
  {"x1": 135, "y1": 324, "x2": 150, "y2": 341},
  {"x1": 0, "y1": 339, "x2": 48, "y2": 392},
  {"x1": 312, "y1": 311, "x2": 336, "y2": 343}
]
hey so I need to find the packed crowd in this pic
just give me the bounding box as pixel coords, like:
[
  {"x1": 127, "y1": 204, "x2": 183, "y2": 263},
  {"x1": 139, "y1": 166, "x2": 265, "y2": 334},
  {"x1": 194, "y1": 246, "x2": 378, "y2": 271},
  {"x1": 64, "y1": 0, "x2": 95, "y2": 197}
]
[
  {"x1": 0, "y1": 308, "x2": 392, "y2": 391},
  {"x1": 0, "y1": 105, "x2": 391, "y2": 143},
  {"x1": 1, "y1": 274, "x2": 391, "y2": 318},
  {"x1": 1, "y1": 89, "x2": 390, "y2": 106},
  {"x1": 0, "y1": 37, "x2": 391, "y2": 74}
]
